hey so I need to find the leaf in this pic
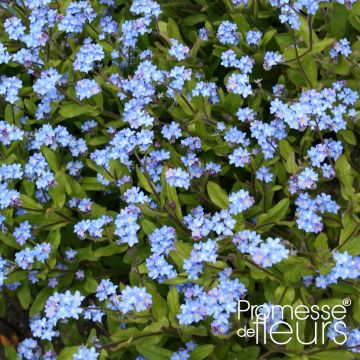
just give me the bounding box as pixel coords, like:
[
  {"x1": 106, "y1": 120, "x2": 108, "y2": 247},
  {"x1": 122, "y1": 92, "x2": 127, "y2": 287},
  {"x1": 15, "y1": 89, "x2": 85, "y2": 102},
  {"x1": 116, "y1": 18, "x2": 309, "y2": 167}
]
[
  {"x1": 42, "y1": 147, "x2": 59, "y2": 172},
  {"x1": 279, "y1": 139, "x2": 294, "y2": 160},
  {"x1": 58, "y1": 347, "x2": 80, "y2": 360},
  {"x1": 183, "y1": 14, "x2": 207, "y2": 26},
  {"x1": 233, "y1": 346, "x2": 260, "y2": 360},
  {"x1": 0, "y1": 231, "x2": 21, "y2": 250},
  {"x1": 167, "y1": 286, "x2": 180, "y2": 325},
  {"x1": 339, "y1": 130, "x2": 356, "y2": 145},
  {"x1": 261, "y1": 28, "x2": 277, "y2": 47},
  {"x1": 311, "y1": 37, "x2": 335, "y2": 54},
  {"x1": 335, "y1": 155, "x2": 355, "y2": 200},
  {"x1": 48, "y1": 229, "x2": 61, "y2": 250},
  {"x1": 285, "y1": 152, "x2": 299, "y2": 174},
  {"x1": 175, "y1": 94, "x2": 195, "y2": 116},
  {"x1": 331, "y1": 3, "x2": 348, "y2": 39},
  {"x1": 141, "y1": 218, "x2": 157, "y2": 236},
  {"x1": 207, "y1": 181, "x2": 229, "y2": 209},
  {"x1": 136, "y1": 165, "x2": 154, "y2": 193},
  {"x1": 136, "y1": 345, "x2": 173, "y2": 360},
  {"x1": 59, "y1": 104, "x2": 99, "y2": 118},
  {"x1": 146, "y1": 283, "x2": 167, "y2": 320},
  {"x1": 257, "y1": 198, "x2": 290, "y2": 232},
  {"x1": 274, "y1": 285, "x2": 295, "y2": 305},
  {"x1": 308, "y1": 350, "x2": 354, "y2": 360},
  {"x1": 29, "y1": 287, "x2": 53, "y2": 316},
  {"x1": 189, "y1": 345, "x2": 215, "y2": 360},
  {"x1": 93, "y1": 243, "x2": 127, "y2": 258},
  {"x1": 301, "y1": 55, "x2": 317, "y2": 87},
  {"x1": 166, "y1": 183, "x2": 183, "y2": 220},
  {"x1": 20, "y1": 194, "x2": 43, "y2": 211},
  {"x1": 18, "y1": 281, "x2": 32, "y2": 309},
  {"x1": 167, "y1": 18, "x2": 182, "y2": 41}
]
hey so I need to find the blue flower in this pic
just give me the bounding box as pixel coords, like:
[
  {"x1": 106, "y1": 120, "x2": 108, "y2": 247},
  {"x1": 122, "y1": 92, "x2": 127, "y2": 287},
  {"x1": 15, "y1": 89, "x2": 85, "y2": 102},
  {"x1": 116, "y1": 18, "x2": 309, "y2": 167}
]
[
  {"x1": 165, "y1": 167, "x2": 191, "y2": 189},
  {"x1": 217, "y1": 21, "x2": 239, "y2": 45},
  {"x1": 0, "y1": 76, "x2": 22, "y2": 104},
  {"x1": 74, "y1": 39, "x2": 104, "y2": 73},
  {"x1": 73, "y1": 346, "x2": 99, "y2": 360},
  {"x1": 169, "y1": 39, "x2": 190, "y2": 61},
  {"x1": 246, "y1": 30, "x2": 262, "y2": 45},
  {"x1": 76, "y1": 79, "x2": 101, "y2": 100}
]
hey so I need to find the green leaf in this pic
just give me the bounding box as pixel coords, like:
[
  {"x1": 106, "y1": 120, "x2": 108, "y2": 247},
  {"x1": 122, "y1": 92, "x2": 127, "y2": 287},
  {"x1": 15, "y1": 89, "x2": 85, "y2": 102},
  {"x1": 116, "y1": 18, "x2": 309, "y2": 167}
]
[
  {"x1": 207, "y1": 181, "x2": 229, "y2": 209},
  {"x1": 136, "y1": 165, "x2": 154, "y2": 193},
  {"x1": 59, "y1": 104, "x2": 99, "y2": 118},
  {"x1": 141, "y1": 218, "x2": 157, "y2": 236},
  {"x1": 189, "y1": 345, "x2": 215, "y2": 360},
  {"x1": 0, "y1": 231, "x2": 21, "y2": 250},
  {"x1": 146, "y1": 283, "x2": 167, "y2": 320},
  {"x1": 339, "y1": 130, "x2": 357, "y2": 145},
  {"x1": 167, "y1": 18, "x2": 182, "y2": 41},
  {"x1": 311, "y1": 37, "x2": 335, "y2": 54},
  {"x1": 136, "y1": 345, "x2": 173, "y2": 360},
  {"x1": 167, "y1": 286, "x2": 180, "y2": 325},
  {"x1": 93, "y1": 243, "x2": 127, "y2": 258},
  {"x1": 175, "y1": 94, "x2": 195, "y2": 116},
  {"x1": 233, "y1": 346, "x2": 260, "y2": 360},
  {"x1": 331, "y1": 3, "x2": 348, "y2": 39},
  {"x1": 257, "y1": 198, "x2": 290, "y2": 232},
  {"x1": 58, "y1": 347, "x2": 80, "y2": 360},
  {"x1": 261, "y1": 28, "x2": 277, "y2": 47},
  {"x1": 166, "y1": 183, "x2": 183, "y2": 220},
  {"x1": 301, "y1": 56, "x2": 317, "y2": 87},
  {"x1": 29, "y1": 287, "x2": 53, "y2": 316},
  {"x1": 18, "y1": 281, "x2": 32, "y2": 309},
  {"x1": 183, "y1": 14, "x2": 207, "y2": 26},
  {"x1": 42, "y1": 147, "x2": 59, "y2": 172},
  {"x1": 285, "y1": 152, "x2": 299, "y2": 174},
  {"x1": 335, "y1": 155, "x2": 355, "y2": 200},
  {"x1": 20, "y1": 194, "x2": 43, "y2": 211}
]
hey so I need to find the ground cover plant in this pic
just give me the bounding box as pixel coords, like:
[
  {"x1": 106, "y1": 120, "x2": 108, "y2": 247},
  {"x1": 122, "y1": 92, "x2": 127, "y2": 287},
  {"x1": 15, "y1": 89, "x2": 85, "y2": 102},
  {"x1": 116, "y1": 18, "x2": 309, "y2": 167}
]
[{"x1": 0, "y1": 0, "x2": 360, "y2": 358}]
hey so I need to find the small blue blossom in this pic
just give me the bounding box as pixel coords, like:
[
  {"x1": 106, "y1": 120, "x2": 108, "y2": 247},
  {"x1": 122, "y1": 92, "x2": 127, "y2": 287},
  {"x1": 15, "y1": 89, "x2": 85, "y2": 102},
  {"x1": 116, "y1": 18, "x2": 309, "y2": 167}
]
[
  {"x1": 228, "y1": 189, "x2": 254, "y2": 215},
  {"x1": 73, "y1": 346, "x2": 99, "y2": 360},
  {"x1": 226, "y1": 73, "x2": 252, "y2": 97},
  {"x1": 263, "y1": 51, "x2": 283, "y2": 70},
  {"x1": 76, "y1": 79, "x2": 101, "y2": 100},
  {"x1": 256, "y1": 166, "x2": 273, "y2": 183},
  {"x1": 14, "y1": 221, "x2": 32, "y2": 245},
  {"x1": 0, "y1": 76, "x2": 22, "y2": 104},
  {"x1": 330, "y1": 38, "x2": 352, "y2": 59},
  {"x1": 165, "y1": 167, "x2": 191, "y2": 189},
  {"x1": 74, "y1": 39, "x2": 105, "y2": 73},
  {"x1": 217, "y1": 21, "x2": 239, "y2": 45},
  {"x1": 161, "y1": 121, "x2": 182, "y2": 141},
  {"x1": 246, "y1": 30, "x2": 262, "y2": 45},
  {"x1": 169, "y1": 39, "x2": 190, "y2": 61}
]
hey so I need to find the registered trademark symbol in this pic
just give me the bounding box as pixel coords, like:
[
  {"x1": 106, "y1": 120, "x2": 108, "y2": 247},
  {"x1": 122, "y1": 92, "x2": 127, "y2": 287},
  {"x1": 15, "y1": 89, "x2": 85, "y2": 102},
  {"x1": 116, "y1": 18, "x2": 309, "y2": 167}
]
[{"x1": 343, "y1": 298, "x2": 351, "y2": 306}]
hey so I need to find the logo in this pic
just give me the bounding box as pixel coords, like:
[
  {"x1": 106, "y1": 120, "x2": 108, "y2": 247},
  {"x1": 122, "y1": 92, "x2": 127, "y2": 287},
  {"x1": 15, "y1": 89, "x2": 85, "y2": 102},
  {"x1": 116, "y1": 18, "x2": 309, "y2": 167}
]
[{"x1": 236, "y1": 300, "x2": 349, "y2": 345}]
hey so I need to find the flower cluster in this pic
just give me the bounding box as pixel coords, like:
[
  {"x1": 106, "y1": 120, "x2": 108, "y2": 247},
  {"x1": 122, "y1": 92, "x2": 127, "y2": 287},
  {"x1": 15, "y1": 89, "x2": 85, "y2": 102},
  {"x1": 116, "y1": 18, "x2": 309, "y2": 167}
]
[
  {"x1": 233, "y1": 231, "x2": 289, "y2": 267},
  {"x1": 146, "y1": 226, "x2": 177, "y2": 282},
  {"x1": 74, "y1": 215, "x2": 113, "y2": 239},
  {"x1": 178, "y1": 269, "x2": 247, "y2": 334},
  {"x1": 15, "y1": 243, "x2": 52, "y2": 270},
  {"x1": 295, "y1": 192, "x2": 339, "y2": 233},
  {"x1": 29, "y1": 290, "x2": 84, "y2": 342},
  {"x1": 171, "y1": 341, "x2": 197, "y2": 360},
  {"x1": 73, "y1": 38, "x2": 105, "y2": 73},
  {"x1": 315, "y1": 251, "x2": 360, "y2": 288},
  {"x1": 183, "y1": 239, "x2": 218, "y2": 279},
  {"x1": 98, "y1": 284, "x2": 153, "y2": 314}
]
